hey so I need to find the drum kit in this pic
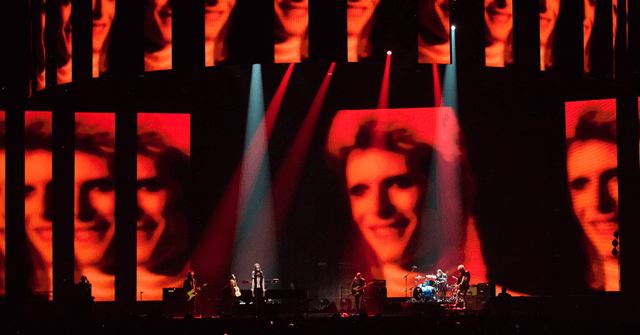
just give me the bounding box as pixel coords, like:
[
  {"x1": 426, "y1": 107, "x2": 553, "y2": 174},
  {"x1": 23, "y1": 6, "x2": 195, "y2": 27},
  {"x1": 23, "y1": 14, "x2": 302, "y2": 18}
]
[{"x1": 411, "y1": 274, "x2": 454, "y2": 303}]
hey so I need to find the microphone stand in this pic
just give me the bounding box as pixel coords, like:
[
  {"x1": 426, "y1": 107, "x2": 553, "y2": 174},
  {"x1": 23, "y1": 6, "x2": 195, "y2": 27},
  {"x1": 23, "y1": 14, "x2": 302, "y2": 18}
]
[{"x1": 403, "y1": 268, "x2": 416, "y2": 298}]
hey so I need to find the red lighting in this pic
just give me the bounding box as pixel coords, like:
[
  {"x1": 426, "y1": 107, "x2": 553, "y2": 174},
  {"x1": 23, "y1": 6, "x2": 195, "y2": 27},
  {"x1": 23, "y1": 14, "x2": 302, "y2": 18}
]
[{"x1": 387, "y1": 50, "x2": 392, "y2": 55}]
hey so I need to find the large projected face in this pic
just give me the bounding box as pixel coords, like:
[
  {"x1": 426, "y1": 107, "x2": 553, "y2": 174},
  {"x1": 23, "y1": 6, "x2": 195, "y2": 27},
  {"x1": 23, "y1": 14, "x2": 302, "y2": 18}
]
[
  {"x1": 584, "y1": 0, "x2": 595, "y2": 51},
  {"x1": 25, "y1": 150, "x2": 53, "y2": 266},
  {"x1": 566, "y1": 101, "x2": 618, "y2": 291},
  {"x1": 137, "y1": 154, "x2": 168, "y2": 265},
  {"x1": 418, "y1": 0, "x2": 449, "y2": 43},
  {"x1": 485, "y1": 0, "x2": 513, "y2": 67},
  {"x1": 57, "y1": 0, "x2": 72, "y2": 84},
  {"x1": 93, "y1": 0, "x2": 116, "y2": 54},
  {"x1": 539, "y1": 0, "x2": 560, "y2": 49},
  {"x1": 74, "y1": 152, "x2": 115, "y2": 267},
  {"x1": 347, "y1": 0, "x2": 380, "y2": 37},
  {"x1": 205, "y1": 0, "x2": 235, "y2": 41},
  {"x1": 568, "y1": 140, "x2": 618, "y2": 244},
  {"x1": 326, "y1": 108, "x2": 484, "y2": 297},
  {"x1": 35, "y1": 0, "x2": 47, "y2": 90},
  {"x1": 346, "y1": 148, "x2": 421, "y2": 263},
  {"x1": 275, "y1": 0, "x2": 308, "y2": 38},
  {"x1": 0, "y1": 150, "x2": 5, "y2": 258},
  {"x1": 484, "y1": 0, "x2": 513, "y2": 44},
  {"x1": 145, "y1": 0, "x2": 172, "y2": 47}
]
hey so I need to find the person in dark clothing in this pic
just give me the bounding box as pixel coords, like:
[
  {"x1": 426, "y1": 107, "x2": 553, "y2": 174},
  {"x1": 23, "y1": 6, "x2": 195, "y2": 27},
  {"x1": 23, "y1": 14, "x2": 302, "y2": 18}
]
[
  {"x1": 455, "y1": 265, "x2": 470, "y2": 309},
  {"x1": 350, "y1": 272, "x2": 366, "y2": 313}
]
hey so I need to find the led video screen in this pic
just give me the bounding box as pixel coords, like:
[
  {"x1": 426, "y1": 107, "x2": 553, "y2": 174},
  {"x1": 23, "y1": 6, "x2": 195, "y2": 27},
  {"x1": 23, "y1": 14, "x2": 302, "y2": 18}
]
[
  {"x1": 418, "y1": 0, "x2": 451, "y2": 64},
  {"x1": 137, "y1": 113, "x2": 190, "y2": 301},
  {"x1": 145, "y1": 0, "x2": 173, "y2": 71},
  {"x1": 0, "y1": 112, "x2": 5, "y2": 298},
  {"x1": 32, "y1": 0, "x2": 47, "y2": 91},
  {"x1": 25, "y1": 112, "x2": 53, "y2": 300},
  {"x1": 484, "y1": 0, "x2": 513, "y2": 67},
  {"x1": 205, "y1": 0, "x2": 235, "y2": 66},
  {"x1": 565, "y1": 99, "x2": 619, "y2": 291},
  {"x1": 74, "y1": 113, "x2": 116, "y2": 301},
  {"x1": 93, "y1": 0, "x2": 116, "y2": 78},
  {"x1": 274, "y1": 0, "x2": 308, "y2": 63},
  {"x1": 56, "y1": 0, "x2": 72, "y2": 85}
]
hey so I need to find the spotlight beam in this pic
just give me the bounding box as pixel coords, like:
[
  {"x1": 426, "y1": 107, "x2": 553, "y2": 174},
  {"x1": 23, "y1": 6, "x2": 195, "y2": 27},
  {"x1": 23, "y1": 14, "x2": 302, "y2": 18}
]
[
  {"x1": 378, "y1": 52, "x2": 392, "y2": 109},
  {"x1": 192, "y1": 64, "x2": 295, "y2": 281},
  {"x1": 269, "y1": 63, "x2": 337, "y2": 231}
]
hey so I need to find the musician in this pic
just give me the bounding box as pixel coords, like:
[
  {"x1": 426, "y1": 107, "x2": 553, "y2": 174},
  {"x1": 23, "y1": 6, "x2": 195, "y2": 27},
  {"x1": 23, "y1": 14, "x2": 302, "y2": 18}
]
[
  {"x1": 221, "y1": 278, "x2": 239, "y2": 317},
  {"x1": 435, "y1": 269, "x2": 447, "y2": 300},
  {"x1": 251, "y1": 263, "x2": 266, "y2": 316},
  {"x1": 183, "y1": 270, "x2": 197, "y2": 317},
  {"x1": 455, "y1": 265, "x2": 470, "y2": 309},
  {"x1": 350, "y1": 272, "x2": 366, "y2": 312}
]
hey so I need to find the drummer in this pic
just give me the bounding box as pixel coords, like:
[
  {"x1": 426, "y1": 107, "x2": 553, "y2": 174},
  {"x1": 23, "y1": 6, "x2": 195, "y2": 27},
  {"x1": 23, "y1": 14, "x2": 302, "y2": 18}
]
[
  {"x1": 435, "y1": 269, "x2": 447, "y2": 300},
  {"x1": 436, "y1": 269, "x2": 447, "y2": 283}
]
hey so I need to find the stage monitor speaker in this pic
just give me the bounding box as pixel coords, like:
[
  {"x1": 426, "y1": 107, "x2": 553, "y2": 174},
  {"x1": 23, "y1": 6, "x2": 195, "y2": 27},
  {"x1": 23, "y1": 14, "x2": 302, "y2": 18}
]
[{"x1": 163, "y1": 287, "x2": 186, "y2": 317}]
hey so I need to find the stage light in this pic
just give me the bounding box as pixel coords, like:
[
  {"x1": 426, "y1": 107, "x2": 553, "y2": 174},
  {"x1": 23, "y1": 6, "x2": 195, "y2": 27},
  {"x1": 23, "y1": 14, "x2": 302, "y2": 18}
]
[
  {"x1": 387, "y1": 50, "x2": 392, "y2": 55},
  {"x1": 451, "y1": 25, "x2": 456, "y2": 30}
]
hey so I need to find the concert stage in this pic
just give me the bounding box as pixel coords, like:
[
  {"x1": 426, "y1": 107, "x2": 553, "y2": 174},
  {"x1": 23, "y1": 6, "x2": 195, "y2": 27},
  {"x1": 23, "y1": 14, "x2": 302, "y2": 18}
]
[{"x1": 1, "y1": 293, "x2": 636, "y2": 334}]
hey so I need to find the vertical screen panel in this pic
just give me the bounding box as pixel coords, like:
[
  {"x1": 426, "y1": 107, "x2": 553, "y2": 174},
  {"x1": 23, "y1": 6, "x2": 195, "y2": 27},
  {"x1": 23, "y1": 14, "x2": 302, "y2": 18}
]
[
  {"x1": 33, "y1": 0, "x2": 47, "y2": 91},
  {"x1": 485, "y1": 0, "x2": 513, "y2": 67},
  {"x1": 346, "y1": 0, "x2": 381, "y2": 62},
  {"x1": 74, "y1": 113, "x2": 115, "y2": 301},
  {"x1": 565, "y1": 99, "x2": 619, "y2": 291},
  {"x1": 418, "y1": 0, "x2": 451, "y2": 64},
  {"x1": 57, "y1": 0, "x2": 72, "y2": 84},
  {"x1": 204, "y1": 0, "x2": 235, "y2": 66},
  {"x1": 0, "y1": 112, "x2": 5, "y2": 298},
  {"x1": 137, "y1": 113, "x2": 190, "y2": 301},
  {"x1": 25, "y1": 112, "x2": 53, "y2": 300},
  {"x1": 93, "y1": 0, "x2": 116, "y2": 78},
  {"x1": 540, "y1": 0, "x2": 560, "y2": 70},
  {"x1": 274, "y1": 0, "x2": 308, "y2": 63},
  {"x1": 144, "y1": 0, "x2": 172, "y2": 71}
]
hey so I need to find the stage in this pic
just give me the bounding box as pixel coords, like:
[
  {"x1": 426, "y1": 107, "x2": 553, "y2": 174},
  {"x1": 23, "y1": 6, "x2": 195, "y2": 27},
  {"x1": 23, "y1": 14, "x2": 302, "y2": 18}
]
[{"x1": 1, "y1": 293, "x2": 636, "y2": 334}]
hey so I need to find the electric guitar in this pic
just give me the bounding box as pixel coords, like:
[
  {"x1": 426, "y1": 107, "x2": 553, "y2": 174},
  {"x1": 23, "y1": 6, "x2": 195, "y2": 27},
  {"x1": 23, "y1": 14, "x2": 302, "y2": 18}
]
[
  {"x1": 351, "y1": 281, "x2": 373, "y2": 296},
  {"x1": 187, "y1": 283, "x2": 207, "y2": 301}
]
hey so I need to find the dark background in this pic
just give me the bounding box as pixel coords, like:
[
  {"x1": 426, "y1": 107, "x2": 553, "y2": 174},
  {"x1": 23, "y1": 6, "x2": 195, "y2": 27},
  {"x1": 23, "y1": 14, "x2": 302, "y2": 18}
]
[{"x1": 0, "y1": 0, "x2": 639, "y2": 317}]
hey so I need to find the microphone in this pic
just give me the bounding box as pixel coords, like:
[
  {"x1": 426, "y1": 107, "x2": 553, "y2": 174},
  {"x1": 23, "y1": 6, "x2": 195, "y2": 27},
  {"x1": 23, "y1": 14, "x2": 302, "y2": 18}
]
[{"x1": 412, "y1": 265, "x2": 417, "y2": 269}]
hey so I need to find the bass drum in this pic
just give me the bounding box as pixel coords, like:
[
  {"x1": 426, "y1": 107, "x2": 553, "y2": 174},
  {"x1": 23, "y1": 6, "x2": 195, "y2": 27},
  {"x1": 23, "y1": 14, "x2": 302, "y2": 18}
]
[
  {"x1": 420, "y1": 285, "x2": 437, "y2": 301},
  {"x1": 413, "y1": 287, "x2": 424, "y2": 302}
]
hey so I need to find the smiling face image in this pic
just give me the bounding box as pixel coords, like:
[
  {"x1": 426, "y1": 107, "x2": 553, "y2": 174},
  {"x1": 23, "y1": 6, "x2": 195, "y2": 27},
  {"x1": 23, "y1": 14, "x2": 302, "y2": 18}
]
[
  {"x1": 275, "y1": 0, "x2": 308, "y2": 38},
  {"x1": 485, "y1": 0, "x2": 513, "y2": 44},
  {"x1": 137, "y1": 154, "x2": 168, "y2": 265},
  {"x1": 145, "y1": 0, "x2": 172, "y2": 46},
  {"x1": 346, "y1": 148, "x2": 421, "y2": 264},
  {"x1": 25, "y1": 150, "x2": 53, "y2": 265},
  {"x1": 347, "y1": 0, "x2": 380, "y2": 36},
  {"x1": 92, "y1": 0, "x2": 116, "y2": 54},
  {"x1": 567, "y1": 139, "x2": 618, "y2": 258},
  {"x1": 74, "y1": 151, "x2": 115, "y2": 267},
  {"x1": 205, "y1": 0, "x2": 235, "y2": 41}
]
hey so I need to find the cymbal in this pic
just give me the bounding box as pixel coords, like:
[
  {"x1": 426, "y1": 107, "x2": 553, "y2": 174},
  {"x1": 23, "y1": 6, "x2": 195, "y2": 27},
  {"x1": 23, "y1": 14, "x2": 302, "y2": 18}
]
[
  {"x1": 414, "y1": 276, "x2": 425, "y2": 279},
  {"x1": 426, "y1": 275, "x2": 436, "y2": 279}
]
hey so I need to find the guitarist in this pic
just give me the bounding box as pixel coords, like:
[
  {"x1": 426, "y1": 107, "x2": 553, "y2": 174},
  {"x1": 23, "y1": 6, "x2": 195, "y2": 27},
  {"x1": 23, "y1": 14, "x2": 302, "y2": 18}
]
[
  {"x1": 455, "y1": 265, "x2": 470, "y2": 309},
  {"x1": 350, "y1": 273, "x2": 366, "y2": 313},
  {"x1": 183, "y1": 270, "x2": 198, "y2": 317}
]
